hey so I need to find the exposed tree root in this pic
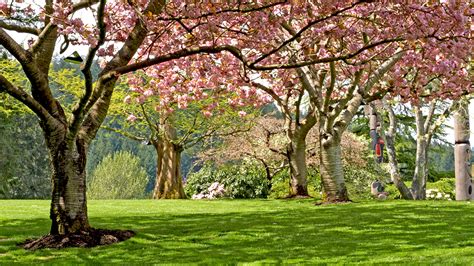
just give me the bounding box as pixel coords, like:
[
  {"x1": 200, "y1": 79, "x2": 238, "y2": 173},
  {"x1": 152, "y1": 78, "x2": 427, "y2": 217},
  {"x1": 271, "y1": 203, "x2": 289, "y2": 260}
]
[{"x1": 19, "y1": 229, "x2": 135, "y2": 250}]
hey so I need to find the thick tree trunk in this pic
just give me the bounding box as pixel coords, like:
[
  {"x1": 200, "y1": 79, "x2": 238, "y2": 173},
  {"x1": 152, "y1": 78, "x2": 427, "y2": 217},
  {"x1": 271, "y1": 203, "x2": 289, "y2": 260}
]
[
  {"x1": 48, "y1": 137, "x2": 90, "y2": 234},
  {"x1": 152, "y1": 121, "x2": 186, "y2": 199},
  {"x1": 319, "y1": 139, "x2": 349, "y2": 202},
  {"x1": 152, "y1": 139, "x2": 186, "y2": 199},
  {"x1": 286, "y1": 138, "x2": 309, "y2": 197}
]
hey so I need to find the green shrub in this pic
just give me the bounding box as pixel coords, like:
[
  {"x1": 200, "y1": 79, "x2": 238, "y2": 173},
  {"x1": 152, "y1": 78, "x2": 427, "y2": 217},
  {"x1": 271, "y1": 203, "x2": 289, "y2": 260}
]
[
  {"x1": 88, "y1": 151, "x2": 149, "y2": 199},
  {"x1": 344, "y1": 160, "x2": 389, "y2": 201},
  {"x1": 268, "y1": 168, "x2": 321, "y2": 199},
  {"x1": 185, "y1": 161, "x2": 270, "y2": 199},
  {"x1": 385, "y1": 178, "x2": 455, "y2": 200},
  {"x1": 427, "y1": 178, "x2": 455, "y2": 200}
]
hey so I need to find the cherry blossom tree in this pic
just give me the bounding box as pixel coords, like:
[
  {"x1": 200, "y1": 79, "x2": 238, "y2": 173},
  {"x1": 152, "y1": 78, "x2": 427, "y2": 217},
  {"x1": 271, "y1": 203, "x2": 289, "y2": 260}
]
[
  {"x1": 243, "y1": 1, "x2": 472, "y2": 202},
  {"x1": 0, "y1": 0, "x2": 471, "y2": 247},
  {"x1": 0, "y1": 0, "x2": 294, "y2": 248},
  {"x1": 106, "y1": 79, "x2": 257, "y2": 199}
]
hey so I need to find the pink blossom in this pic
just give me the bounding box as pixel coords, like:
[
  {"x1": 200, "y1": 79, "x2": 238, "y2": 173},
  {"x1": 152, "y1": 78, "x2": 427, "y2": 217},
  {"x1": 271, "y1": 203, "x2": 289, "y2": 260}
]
[
  {"x1": 202, "y1": 110, "x2": 212, "y2": 118},
  {"x1": 127, "y1": 114, "x2": 137, "y2": 122},
  {"x1": 238, "y1": 111, "x2": 247, "y2": 117}
]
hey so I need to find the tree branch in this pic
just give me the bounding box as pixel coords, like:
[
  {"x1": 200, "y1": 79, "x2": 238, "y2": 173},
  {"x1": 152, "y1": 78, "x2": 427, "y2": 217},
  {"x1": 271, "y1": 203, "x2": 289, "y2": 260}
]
[
  {"x1": 0, "y1": 21, "x2": 39, "y2": 35},
  {"x1": 322, "y1": 61, "x2": 336, "y2": 113},
  {"x1": 69, "y1": 0, "x2": 107, "y2": 138},
  {"x1": 100, "y1": 125, "x2": 146, "y2": 142},
  {"x1": 0, "y1": 74, "x2": 54, "y2": 123},
  {"x1": 251, "y1": 0, "x2": 370, "y2": 66}
]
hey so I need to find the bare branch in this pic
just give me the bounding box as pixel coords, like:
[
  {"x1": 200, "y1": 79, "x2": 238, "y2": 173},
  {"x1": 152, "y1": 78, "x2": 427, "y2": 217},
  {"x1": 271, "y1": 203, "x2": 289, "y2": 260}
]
[
  {"x1": 29, "y1": 22, "x2": 55, "y2": 55},
  {"x1": 0, "y1": 21, "x2": 39, "y2": 35},
  {"x1": 323, "y1": 61, "x2": 336, "y2": 113},
  {"x1": 332, "y1": 69, "x2": 363, "y2": 119},
  {"x1": 0, "y1": 28, "x2": 58, "y2": 116},
  {"x1": 160, "y1": 1, "x2": 286, "y2": 21},
  {"x1": 72, "y1": 0, "x2": 100, "y2": 12},
  {"x1": 101, "y1": 125, "x2": 146, "y2": 142},
  {"x1": 423, "y1": 100, "x2": 436, "y2": 133},
  {"x1": 362, "y1": 50, "x2": 405, "y2": 93},
  {"x1": 0, "y1": 74, "x2": 54, "y2": 123},
  {"x1": 69, "y1": 0, "x2": 107, "y2": 138},
  {"x1": 0, "y1": 28, "x2": 30, "y2": 62}
]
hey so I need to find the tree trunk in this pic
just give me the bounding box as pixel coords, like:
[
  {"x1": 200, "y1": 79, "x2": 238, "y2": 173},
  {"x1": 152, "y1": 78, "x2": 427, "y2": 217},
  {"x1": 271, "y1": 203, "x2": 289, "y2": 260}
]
[
  {"x1": 410, "y1": 106, "x2": 429, "y2": 200},
  {"x1": 43, "y1": 125, "x2": 90, "y2": 235},
  {"x1": 286, "y1": 138, "x2": 309, "y2": 197},
  {"x1": 152, "y1": 122, "x2": 186, "y2": 199},
  {"x1": 411, "y1": 139, "x2": 428, "y2": 199},
  {"x1": 383, "y1": 126, "x2": 413, "y2": 199},
  {"x1": 319, "y1": 138, "x2": 349, "y2": 202}
]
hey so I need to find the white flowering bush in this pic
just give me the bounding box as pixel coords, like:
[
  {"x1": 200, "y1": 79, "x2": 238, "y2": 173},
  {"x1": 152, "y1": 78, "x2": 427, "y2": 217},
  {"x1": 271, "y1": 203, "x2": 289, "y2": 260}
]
[
  {"x1": 426, "y1": 189, "x2": 452, "y2": 200},
  {"x1": 191, "y1": 182, "x2": 226, "y2": 199}
]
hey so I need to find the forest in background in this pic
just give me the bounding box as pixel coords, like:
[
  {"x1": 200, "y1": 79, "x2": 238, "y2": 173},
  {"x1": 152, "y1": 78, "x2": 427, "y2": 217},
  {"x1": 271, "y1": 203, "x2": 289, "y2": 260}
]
[{"x1": 0, "y1": 57, "x2": 457, "y2": 199}]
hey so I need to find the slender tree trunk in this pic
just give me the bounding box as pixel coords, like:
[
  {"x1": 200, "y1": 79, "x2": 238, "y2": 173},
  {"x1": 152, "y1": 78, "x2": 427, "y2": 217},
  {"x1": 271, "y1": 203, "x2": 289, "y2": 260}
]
[
  {"x1": 410, "y1": 106, "x2": 429, "y2": 200},
  {"x1": 319, "y1": 138, "x2": 349, "y2": 202},
  {"x1": 152, "y1": 122, "x2": 186, "y2": 199},
  {"x1": 286, "y1": 138, "x2": 309, "y2": 197},
  {"x1": 382, "y1": 104, "x2": 413, "y2": 199},
  {"x1": 411, "y1": 139, "x2": 428, "y2": 199}
]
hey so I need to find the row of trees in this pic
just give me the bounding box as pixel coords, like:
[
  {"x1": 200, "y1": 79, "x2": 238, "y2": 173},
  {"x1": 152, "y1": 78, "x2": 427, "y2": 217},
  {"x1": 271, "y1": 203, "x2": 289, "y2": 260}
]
[{"x1": 0, "y1": 0, "x2": 471, "y2": 247}]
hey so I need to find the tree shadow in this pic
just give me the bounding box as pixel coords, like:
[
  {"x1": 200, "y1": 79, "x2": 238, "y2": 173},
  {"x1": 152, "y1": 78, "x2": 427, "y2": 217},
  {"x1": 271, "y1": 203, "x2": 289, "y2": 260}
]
[{"x1": 1, "y1": 201, "x2": 474, "y2": 263}]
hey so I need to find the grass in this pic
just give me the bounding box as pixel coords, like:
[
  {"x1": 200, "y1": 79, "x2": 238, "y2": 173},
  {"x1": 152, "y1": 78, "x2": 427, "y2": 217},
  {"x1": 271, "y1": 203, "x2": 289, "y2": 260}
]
[{"x1": 1, "y1": 199, "x2": 474, "y2": 264}]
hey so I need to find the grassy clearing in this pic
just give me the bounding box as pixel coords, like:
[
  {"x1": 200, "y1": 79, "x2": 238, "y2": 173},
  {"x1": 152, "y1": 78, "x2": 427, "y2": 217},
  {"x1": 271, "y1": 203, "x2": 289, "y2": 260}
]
[{"x1": 1, "y1": 199, "x2": 474, "y2": 264}]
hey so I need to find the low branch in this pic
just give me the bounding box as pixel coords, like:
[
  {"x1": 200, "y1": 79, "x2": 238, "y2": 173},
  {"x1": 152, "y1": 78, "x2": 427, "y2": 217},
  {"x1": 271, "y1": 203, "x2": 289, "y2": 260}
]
[
  {"x1": 0, "y1": 74, "x2": 53, "y2": 123},
  {"x1": 0, "y1": 21, "x2": 39, "y2": 35},
  {"x1": 107, "y1": 37, "x2": 405, "y2": 79},
  {"x1": 101, "y1": 125, "x2": 146, "y2": 142}
]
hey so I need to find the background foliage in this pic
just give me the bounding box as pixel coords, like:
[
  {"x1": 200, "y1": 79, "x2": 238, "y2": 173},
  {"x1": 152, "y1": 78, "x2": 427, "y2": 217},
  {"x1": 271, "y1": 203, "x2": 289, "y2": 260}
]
[{"x1": 87, "y1": 151, "x2": 149, "y2": 199}]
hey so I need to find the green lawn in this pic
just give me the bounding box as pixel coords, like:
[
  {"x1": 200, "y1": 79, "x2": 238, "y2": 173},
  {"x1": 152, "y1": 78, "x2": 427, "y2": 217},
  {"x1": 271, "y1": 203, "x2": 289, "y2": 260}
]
[{"x1": 1, "y1": 199, "x2": 474, "y2": 264}]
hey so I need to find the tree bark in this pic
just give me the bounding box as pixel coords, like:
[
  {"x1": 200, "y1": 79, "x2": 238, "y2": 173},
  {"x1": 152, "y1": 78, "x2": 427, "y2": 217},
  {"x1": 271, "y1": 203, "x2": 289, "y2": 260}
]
[
  {"x1": 286, "y1": 137, "x2": 309, "y2": 197},
  {"x1": 319, "y1": 138, "x2": 349, "y2": 202},
  {"x1": 152, "y1": 122, "x2": 186, "y2": 199},
  {"x1": 411, "y1": 137, "x2": 428, "y2": 199},
  {"x1": 382, "y1": 100, "x2": 413, "y2": 199},
  {"x1": 43, "y1": 124, "x2": 90, "y2": 235},
  {"x1": 410, "y1": 106, "x2": 429, "y2": 200}
]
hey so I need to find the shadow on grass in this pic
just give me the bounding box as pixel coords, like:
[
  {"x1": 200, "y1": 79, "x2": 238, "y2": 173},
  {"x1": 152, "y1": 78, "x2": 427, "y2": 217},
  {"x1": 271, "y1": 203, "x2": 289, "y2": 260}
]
[{"x1": 1, "y1": 201, "x2": 474, "y2": 263}]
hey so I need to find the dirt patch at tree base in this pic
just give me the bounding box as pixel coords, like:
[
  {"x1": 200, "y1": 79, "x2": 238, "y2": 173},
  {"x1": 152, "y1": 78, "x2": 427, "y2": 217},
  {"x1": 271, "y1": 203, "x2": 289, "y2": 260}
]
[
  {"x1": 283, "y1": 195, "x2": 312, "y2": 199},
  {"x1": 19, "y1": 229, "x2": 135, "y2": 250},
  {"x1": 314, "y1": 199, "x2": 353, "y2": 205}
]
